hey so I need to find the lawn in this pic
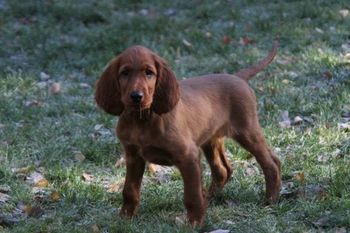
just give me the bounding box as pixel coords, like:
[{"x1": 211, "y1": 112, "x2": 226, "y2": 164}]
[{"x1": 0, "y1": 0, "x2": 349, "y2": 232}]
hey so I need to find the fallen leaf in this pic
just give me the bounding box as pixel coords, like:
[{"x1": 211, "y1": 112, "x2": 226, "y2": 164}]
[
  {"x1": 239, "y1": 36, "x2": 254, "y2": 46},
  {"x1": 292, "y1": 171, "x2": 305, "y2": 183},
  {"x1": 335, "y1": 227, "x2": 347, "y2": 233},
  {"x1": 24, "y1": 100, "x2": 43, "y2": 107},
  {"x1": 312, "y1": 215, "x2": 330, "y2": 227},
  {"x1": 147, "y1": 163, "x2": 157, "y2": 174},
  {"x1": 279, "y1": 111, "x2": 291, "y2": 128},
  {"x1": 292, "y1": 116, "x2": 303, "y2": 125},
  {"x1": 79, "y1": 83, "x2": 91, "y2": 89},
  {"x1": 175, "y1": 213, "x2": 187, "y2": 226},
  {"x1": 40, "y1": 72, "x2": 50, "y2": 81},
  {"x1": 339, "y1": 9, "x2": 349, "y2": 18},
  {"x1": 91, "y1": 224, "x2": 100, "y2": 233},
  {"x1": 315, "y1": 27, "x2": 324, "y2": 34},
  {"x1": 36, "y1": 81, "x2": 47, "y2": 89},
  {"x1": 182, "y1": 39, "x2": 192, "y2": 47},
  {"x1": 322, "y1": 70, "x2": 333, "y2": 79},
  {"x1": 34, "y1": 178, "x2": 49, "y2": 188},
  {"x1": 12, "y1": 167, "x2": 30, "y2": 175},
  {"x1": 50, "y1": 82, "x2": 61, "y2": 94},
  {"x1": 222, "y1": 35, "x2": 232, "y2": 45},
  {"x1": 317, "y1": 154, "x2": 329, "y2": 163},
  {"x1": 27, "y1": 172, "x2": 45, "y2": 184},
  {"x1": 27, "y1": 206, "x2": 44, "y2": 218},
  {"x1": 282, "y1": 79, "x2": 289, "y2": 84},
  {"x1": 115, "y1": 157, "x2": 126, "y2": 168},
  {"x1": 107, "y1": 179, "x2": 124, "y2": 193},
  {"x1": 74, "y1": 151, "x2": 86, "y2": 162},
  {"x1": 50, "y1": 191, "x2": 61, "y2": 201},
  {"x1": 0, "y1": 193, "x2": 10, "y2": 203},
  {"x1": 0, "y1": 185, "x2": 10, "y2": 193},
  {"x1": 82, "y1": 172, "x2": 94, "y2": 182},
  {"x1": 338, "y1": 122, "x2": 350, "y2": 130},
  {"x1": 207, "y1": 229, "x2": 230, "y2": 233},
  {"x1": 304, "y1": 184, "x2": 326, "y2": 200}
]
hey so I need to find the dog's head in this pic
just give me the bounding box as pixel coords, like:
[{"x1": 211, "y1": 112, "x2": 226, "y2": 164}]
[{"x1": 95, "y1": 46, "x2": 180, "y2": 115}]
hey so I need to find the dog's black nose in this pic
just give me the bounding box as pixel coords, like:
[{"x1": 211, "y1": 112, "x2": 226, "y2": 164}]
[{"x1": 130, "y1": 91, "x2": 144, "y2": 103}]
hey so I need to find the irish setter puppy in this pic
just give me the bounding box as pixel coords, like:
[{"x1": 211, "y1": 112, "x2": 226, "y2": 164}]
[{"x1": 95, "y1": 40, "x2": 281, "y2": 226}]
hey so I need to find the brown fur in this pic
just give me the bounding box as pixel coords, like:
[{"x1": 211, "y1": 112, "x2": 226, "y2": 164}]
[{"x1": 95, "y1": 40, "x2": 281, "y2": 226}]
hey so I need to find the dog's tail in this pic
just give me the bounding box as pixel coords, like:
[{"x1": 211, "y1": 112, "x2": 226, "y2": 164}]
[{"x1": 233, "y1": 38, "x2": 278, "y2": 81}]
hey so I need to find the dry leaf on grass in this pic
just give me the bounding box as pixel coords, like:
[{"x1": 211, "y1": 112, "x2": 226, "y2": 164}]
[
  {"x1": 82, "y1": 172, "x2": 94, "y2": 182},
  {"x1": 24, "y1": 100, "x2": 43, "y2": 107},
  {"x1": 182, "y1": 39, "x2": 192, "y2": 47},
  {"x1": 292, "y1": 171, "x2": 305, "y2": 183},
  {"x1": 27, "y1": 171, "x2": 49, "y2": 187},
  {"x1": 175, "y1": 213, "x2": 187, "y2": 226},
  {"x1": 222, "y1": 35, "x2": 232, "y2": 45},
  {"x1": 207, "y1": 229, "x2": 230, "y2": 233},
  {"x1": 50, "y1": 82, "x2": 61, "y2": 94},
  {"x1": 239, "y1": 36, "x2": 254, "y2": 46},
  {"x1": 279, "y1": 110, "x2": 291, "y2": 128},
  {"x1": 0, "y1": 193, "x2": 10, "y2": 203},
  {"x1": 49, "y1": 191, "x2": 61, "y2": 202},
  {"x1": 79, "y1": 83, "x2": 91, "y2": 89},
  {"x1": 91, "y1": 224, "x2": 100, "y2": 233},
  {"x1": 115, "y1": 156, "x2": 126, "y2": 168},
  {"x1": 339, "y1": 9, "x2": 349, "y2": 18},
  {"x1": 74, "y1": 151, "x2": 86, "y2": 162},
  {"x1": 107, "y1": 179, "x2": 125, "y2": 193},
  {"x1": 39, "y1": 72, "x2": 50, "y2": 81}
]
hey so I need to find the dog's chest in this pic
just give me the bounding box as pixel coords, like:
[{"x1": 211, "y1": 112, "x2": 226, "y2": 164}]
[{"x1": 117, "y1": 118, "x2": 164, "y2": 146}]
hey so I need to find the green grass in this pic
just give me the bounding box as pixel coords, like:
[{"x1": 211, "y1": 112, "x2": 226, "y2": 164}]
[{"x1": 1, "y1": 0, "x2": 350, "y2": 232}]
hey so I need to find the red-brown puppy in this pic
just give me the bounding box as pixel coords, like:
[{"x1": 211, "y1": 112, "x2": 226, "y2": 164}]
[{"x1": 95, "y1": 41, "x2": 281, "y2": 226}]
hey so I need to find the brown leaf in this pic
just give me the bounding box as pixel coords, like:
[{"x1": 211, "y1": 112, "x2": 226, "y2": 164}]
[
  {"x1": 24, "y1": 100, "x2": 43, "y2": 107},
  {"x1": 322, "y1": 70, "x2": 333, "y2": 79},
  {"x1": 27, "y1": 206, "x2": 44, "y2": 218},
  {"x1": 282, "y1": 79, "x2": 289, "y2": 84},
  {"x1": 292, "y1": 171, "x2": 305, "y2": 183},
  {"x1": 34, "y1": 178, "x2": 49, "y2": 188},
  {"x1": 114, "y1": 157, "x2": 126, "y2": 168},
  {"x1": 222, "y1": 35, "x2": 232, "y2": 45},
  {"x1": 12, "y1": 167, "x2": 30, "y2": 175},
  {"x1": 239, "y1": 36, "x2": 254, "y2": 46},
  {"x1": 50, "y1": 82, "x2": 61, "y2": 94},
  {"x1": 82, "y1": 172, "x2": 94, "y2": 182},
  {"x1": 91, "y1": 224, "x2": 100, "y2": 233},
  {"x1": 107, "y1": 179, "x2": 124, "y2": 193},
  {"x1": 50, "y1": 191, "x2": 61, "y2": 201}
]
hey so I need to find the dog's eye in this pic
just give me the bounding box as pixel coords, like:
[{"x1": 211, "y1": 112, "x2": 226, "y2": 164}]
[
  {"x1": 120, "y1": 70, "x2": 129, "y2": 77},
  {"x1": 145, "y1": 69, "x2": 155, "y2": 78}
]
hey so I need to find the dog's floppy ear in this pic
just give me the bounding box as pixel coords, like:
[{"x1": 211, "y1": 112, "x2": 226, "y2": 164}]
[
  {"x1": 95, "y1": 57, "x2": 124, "y2": 115},
  {"x1": 152, "y1": 54, "x2": 180, "y2": 115}
]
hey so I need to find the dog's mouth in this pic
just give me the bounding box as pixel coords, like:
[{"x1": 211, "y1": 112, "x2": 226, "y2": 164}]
[{"x1": 126, "y1": 101, "x2": 152, "y2": 112}]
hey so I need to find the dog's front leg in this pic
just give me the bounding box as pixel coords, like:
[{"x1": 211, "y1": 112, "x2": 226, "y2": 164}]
[
  {"x1": 175, "y1": 146, "x2": 207, "y2": 227},
  {"x1": 119, "y1": 145, "x2": 146, "y2": 218}
]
